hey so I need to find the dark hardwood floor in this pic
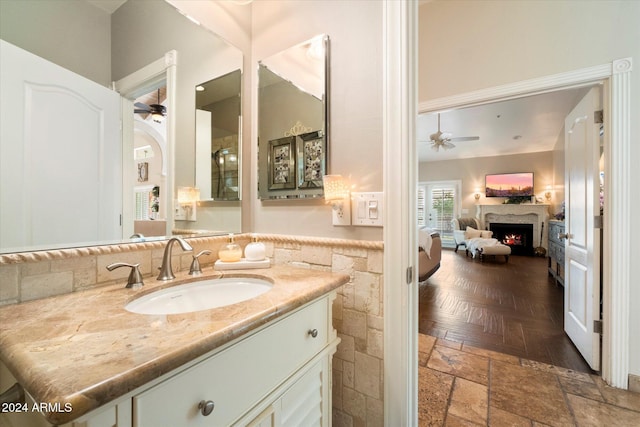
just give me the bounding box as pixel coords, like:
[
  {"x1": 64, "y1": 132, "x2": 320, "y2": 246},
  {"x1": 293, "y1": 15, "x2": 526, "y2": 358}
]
[{"x1": 419, "y1": 249, "x2": 593, "y2": 373}]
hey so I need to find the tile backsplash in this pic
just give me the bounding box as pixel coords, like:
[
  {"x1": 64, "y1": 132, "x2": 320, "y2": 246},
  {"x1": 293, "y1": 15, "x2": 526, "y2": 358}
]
[{"x1": 0, "y1": 233, "x2": 384, "y2": 426}]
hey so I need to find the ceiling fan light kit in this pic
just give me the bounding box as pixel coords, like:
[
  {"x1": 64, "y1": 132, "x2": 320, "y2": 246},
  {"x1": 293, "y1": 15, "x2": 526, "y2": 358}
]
[
  {"x1": 134, "y1": 88, "x2": 166, "y2": 123},
  {"x1": 425, "y1": 113, "x2": 480, "y2": 152}
]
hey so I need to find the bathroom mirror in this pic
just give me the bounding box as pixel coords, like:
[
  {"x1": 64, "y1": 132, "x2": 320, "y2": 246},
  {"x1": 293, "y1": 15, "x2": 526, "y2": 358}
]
[
  {"x1": 0, "y1": 0, "x2": 243, "y2": 253},
  {"x1": 257, "y1": 34, "x2": 329, "y2": 200},
  {"x1": 195, "y1": 70, "x2": 242, "y2": 201}
]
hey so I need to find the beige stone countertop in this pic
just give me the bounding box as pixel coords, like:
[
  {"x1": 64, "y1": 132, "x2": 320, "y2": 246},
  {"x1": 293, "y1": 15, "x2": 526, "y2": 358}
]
[{"x1": 0, "y1": 266, "x2": 349, "y2": 425}]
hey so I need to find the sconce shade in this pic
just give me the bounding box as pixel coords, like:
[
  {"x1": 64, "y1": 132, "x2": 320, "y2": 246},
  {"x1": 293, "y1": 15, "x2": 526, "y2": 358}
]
[
  {"x1": 177, "y1": 187, "x2": 200, "y2": 204},
  {"x1": 322, "y1": 175, "x2": 350, "y2": 202}
]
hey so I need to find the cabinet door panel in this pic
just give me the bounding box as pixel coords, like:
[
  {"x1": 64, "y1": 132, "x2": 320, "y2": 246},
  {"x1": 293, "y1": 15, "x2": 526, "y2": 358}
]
[{"x1": 133, "y1": 297, "x2": 328, "y2": 426}]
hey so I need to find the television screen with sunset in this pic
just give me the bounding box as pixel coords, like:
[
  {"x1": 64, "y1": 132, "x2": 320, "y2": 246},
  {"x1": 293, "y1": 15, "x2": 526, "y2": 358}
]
[{"x1": 485, "y1": 172, "x2": 534, "y2": 197}]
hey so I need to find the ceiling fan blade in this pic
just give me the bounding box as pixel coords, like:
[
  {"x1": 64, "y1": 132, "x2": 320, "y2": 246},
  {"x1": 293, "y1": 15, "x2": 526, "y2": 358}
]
[
  {"x1": 448, "y1": 136, "x2": 479, "y2": 142},
  {"x1": 431, "y1": 143, "x2": 440, "y2": 152},
  {"x1": 134, "y1": 102, "x2": 150, "y2": 110},
  {"x1": 442, "y1": 142, "x2": 456, "y2": 150}
]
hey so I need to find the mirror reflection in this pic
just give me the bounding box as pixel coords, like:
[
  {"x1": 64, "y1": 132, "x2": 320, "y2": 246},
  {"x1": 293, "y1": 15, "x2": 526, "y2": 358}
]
[
  {"x1": 195, "y1": 70, "x2": 242, "y2": 201},
  {"x1": 258, "y1": 34, "x2": 329, "y2": 200},
  {"x1": 0, "y1": 0, "x2": 243, "y2": 253}
]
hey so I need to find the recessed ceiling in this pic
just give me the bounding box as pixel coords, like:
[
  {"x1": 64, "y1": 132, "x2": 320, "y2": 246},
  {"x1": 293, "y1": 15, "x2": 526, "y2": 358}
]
[{"x1": 417, "y1": 86, "x2": 594, "y2": 162}]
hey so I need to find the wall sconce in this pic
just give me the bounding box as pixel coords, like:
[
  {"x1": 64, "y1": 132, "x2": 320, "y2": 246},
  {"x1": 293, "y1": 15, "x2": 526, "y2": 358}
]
[
  {"x1": 474, "y1": 187, "x2": 482, "y2": 201},
  {"x1": 322, "y1": 175, "x2": 351, "y2": 226},
  {"x1": 176, "y1": 186, "x2": 200, "y2": 221},
  {"x1": 545, "y1": 185, "x2": 552, "y2": 201}
]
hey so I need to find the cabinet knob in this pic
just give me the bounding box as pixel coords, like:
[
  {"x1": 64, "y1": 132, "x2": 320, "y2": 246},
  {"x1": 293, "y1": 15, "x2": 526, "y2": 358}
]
[
  {"x1": 198, "y1": 400, "x2": 215, "y2": 416},
  {"x1": 558, "y1": 232, "x2": 570, "y2": 240},
  {"x1": 308, "y1": 328, "x2": 318, "y2": 338}
]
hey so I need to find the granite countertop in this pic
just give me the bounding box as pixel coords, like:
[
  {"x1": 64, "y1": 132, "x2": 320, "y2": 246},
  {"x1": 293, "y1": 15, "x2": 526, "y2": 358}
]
[{"x1": 0, "y1": 266, "x2": 349, "y2": 425}]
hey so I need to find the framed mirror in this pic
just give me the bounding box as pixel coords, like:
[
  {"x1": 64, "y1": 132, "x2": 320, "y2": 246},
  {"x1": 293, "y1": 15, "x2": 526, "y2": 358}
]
[
  {"x1": 257, "y1": 34, "x2": 329, "y2": 200},
  {"x1": 195, "y1": 70, "x2": 242, "y2": 201},
  {"x1": 0, "y1": 0, "x2": 243, "y2": 253}
]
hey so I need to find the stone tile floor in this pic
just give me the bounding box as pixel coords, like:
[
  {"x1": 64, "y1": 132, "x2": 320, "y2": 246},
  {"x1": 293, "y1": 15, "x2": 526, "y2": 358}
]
[{"x1": 418, "y1": 334, "x2": 640, "y2": 426}]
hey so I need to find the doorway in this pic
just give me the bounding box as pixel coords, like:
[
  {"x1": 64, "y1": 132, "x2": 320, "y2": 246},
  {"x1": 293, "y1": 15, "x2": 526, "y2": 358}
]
[
  {"x1": 113, "y1": 51, "x2": 177, "y2": 240},
  {"x1": 407, "y1": 60, "x2": 633, "y2": 392}
]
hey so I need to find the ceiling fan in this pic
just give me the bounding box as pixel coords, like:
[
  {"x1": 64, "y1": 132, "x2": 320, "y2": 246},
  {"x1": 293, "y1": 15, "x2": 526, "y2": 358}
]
[
  {"x1": 424, "y1": 113, "x2": 480, "y2": 151},
  {"x1": 134, "y1": 88, "x2": 166, "y2": 123}
]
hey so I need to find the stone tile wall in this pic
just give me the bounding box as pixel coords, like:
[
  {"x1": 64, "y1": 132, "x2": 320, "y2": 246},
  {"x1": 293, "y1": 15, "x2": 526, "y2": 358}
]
[
  {"x1": 0, "y1": 233, "x2": 385, "y2": 426},
  {"x1": 260, "y1": 235, "x2": 384, "y2": 427}
]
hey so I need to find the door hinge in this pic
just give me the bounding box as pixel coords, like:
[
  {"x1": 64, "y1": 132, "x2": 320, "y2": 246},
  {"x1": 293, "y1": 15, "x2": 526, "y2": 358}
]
[
  {"x1": 406, "y1": 266, "x2": 413, "y2": 284},
  {"x1": 594, "y1": 320, "x2": 603, "y2": 334},
  {"x1": 594, "y1": 215, "x2": 603, "y2": 229},
  {"x1": 594, "y1": 110, "x2": 604, "y2": 124}
]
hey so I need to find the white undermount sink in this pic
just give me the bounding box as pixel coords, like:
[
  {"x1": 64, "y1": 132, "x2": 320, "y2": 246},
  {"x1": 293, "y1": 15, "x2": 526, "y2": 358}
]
[{"x1": 125, "y1": 277, "x2": 273, "y2": 315}]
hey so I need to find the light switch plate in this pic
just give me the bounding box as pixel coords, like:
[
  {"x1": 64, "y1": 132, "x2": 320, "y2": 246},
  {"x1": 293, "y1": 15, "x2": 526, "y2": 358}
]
[
  {"x1": 175, "y1": 201, "x2": 197, "y2": 221},
  {"x1": 351, "y1": 192, "x2": 383, "y2": 227}
]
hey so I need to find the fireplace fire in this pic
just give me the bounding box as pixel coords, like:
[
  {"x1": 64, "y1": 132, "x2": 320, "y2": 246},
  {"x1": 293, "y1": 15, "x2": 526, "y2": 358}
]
[{"x1": 489, "y1": 223, "x2": 534, "y2": 256}]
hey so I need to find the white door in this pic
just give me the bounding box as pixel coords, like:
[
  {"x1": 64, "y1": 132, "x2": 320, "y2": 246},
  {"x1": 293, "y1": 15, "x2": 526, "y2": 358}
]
[
  {"x1": 0, "y1": 40, "x2": 121, "y2": 250},
  {"x1": 564, "y1": 86, "x2": 602, "y2": 370}
]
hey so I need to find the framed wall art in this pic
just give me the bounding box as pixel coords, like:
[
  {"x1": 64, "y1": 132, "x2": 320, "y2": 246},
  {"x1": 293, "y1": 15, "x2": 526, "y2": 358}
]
[
  {"x1": 297, "y1": 130, "x2": 325, "y2": 188},
  {"x1": 268, "y1": 136, "x2": 296, "y2": 190}
]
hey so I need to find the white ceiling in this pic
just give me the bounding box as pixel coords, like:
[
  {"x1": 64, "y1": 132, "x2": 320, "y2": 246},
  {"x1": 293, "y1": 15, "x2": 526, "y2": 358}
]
[{"x1": 417, "y1": 86, "x2": 593, "y2": 162}]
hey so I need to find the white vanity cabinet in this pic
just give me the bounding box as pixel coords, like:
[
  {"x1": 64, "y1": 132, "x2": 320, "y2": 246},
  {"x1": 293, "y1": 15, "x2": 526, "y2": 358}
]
[{"x1": 133, "y1": 294, "x2": 337, "y2": 426}]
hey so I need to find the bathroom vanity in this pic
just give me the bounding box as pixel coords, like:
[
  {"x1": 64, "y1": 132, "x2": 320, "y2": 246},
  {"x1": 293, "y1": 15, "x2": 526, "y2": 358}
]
[{"x1": 0, "y1": 266, "x2": 348, "y2": 427}]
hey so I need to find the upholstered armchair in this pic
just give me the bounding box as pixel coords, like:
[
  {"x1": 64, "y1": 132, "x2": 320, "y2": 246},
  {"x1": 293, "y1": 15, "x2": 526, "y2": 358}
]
[{"x1": 451, "y1": 217, "x2": 481, "y2": 252}]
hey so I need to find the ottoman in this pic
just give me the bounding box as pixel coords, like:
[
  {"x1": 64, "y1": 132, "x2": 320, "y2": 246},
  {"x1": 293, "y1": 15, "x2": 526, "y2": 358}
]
[{"x1": 478, "y1": 244, "x2": 511, "y2": 262}]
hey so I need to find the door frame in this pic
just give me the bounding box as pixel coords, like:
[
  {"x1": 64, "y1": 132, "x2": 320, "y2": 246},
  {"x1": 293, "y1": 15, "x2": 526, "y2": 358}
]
[
  {"x1": 114, "y1": 51, "x2": 178, "y2": 238},
  {"x1": 413, "y1": 59, "x2": 632, "y2": 389}
]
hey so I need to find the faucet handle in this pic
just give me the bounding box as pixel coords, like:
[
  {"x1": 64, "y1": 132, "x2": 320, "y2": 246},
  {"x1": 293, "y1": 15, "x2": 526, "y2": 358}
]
[
  {"x1": 106, "y1": 262, "x2": 144, "y2": 288},
  {"x1": 189, "y1": 250, "x2": 212, "y2": 275}
]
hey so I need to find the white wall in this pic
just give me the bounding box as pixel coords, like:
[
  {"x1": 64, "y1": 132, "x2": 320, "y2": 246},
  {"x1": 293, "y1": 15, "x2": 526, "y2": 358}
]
[
  {"x1": 419, "y1": 151, "x2": 557, "y2": 215},
  {"x1": 250, "y1": 0, "x2": 383, "y2": 241},
  {"x1": 0, "y1": 0, "x2": 111, "y2": 86},
  {"x1": 419, "y1": 0, "x2": 640, "y2": 378}
]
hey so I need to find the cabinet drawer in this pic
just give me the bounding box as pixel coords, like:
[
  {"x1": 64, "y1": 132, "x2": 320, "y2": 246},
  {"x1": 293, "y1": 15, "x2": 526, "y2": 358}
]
[
  {"x1": 133, "y1": 297, "x2": 329, "y2": 427},
  {"x1": 548, "y1": 242, "x2": 557, "y2": 259}
]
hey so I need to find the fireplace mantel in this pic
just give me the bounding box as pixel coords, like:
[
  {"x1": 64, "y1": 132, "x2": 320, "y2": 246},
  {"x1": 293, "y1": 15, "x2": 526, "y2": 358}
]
[{"x1": 476, "y1": 204, "x2": 550, "y2": 249}]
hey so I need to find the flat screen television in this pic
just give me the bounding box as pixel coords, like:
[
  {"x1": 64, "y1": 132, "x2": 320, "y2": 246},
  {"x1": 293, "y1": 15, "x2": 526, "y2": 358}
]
[{"x1": 485, "y1": 172, "x2": 534, "y2": 197}]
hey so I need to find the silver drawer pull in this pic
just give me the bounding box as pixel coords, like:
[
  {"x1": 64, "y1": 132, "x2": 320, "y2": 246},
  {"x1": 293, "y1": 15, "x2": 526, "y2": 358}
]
[
  {"x1": 558, "y1": 232, "x2": 570, "y2": 240},
  {"x1": 198, "y1": 400, "x2": 215, "y2": 416},
  {"x1": 308, "y1": 329, "x2": 318, "y2": 338}
]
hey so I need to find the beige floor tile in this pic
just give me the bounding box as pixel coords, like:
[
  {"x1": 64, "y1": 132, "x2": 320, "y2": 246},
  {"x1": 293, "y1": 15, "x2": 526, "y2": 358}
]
[
  {"x1": 558, "y1": 375, "x2": 604, "y2": 402},
  {"x1": 445, "y1": 413, "x2": 483, "y2": 426},
  {"x1": 520, "y1": 358, "x2": 593, "y2": 383},
  {"x1": 419, "y1": 366, "x2": 454, "y2": 426},
  {"x1": 461, "y1": 343, "x2": 521, "y2": 365},
  {"x1": 447, "y1": 378, "x2": 488, "y2": 425},
  {"x1": 427, "y1": 345, "x2": 489, "y2": 385},
  {"x1": 419, "y1": 333, "x2": 438, "y2": 354},
  {"x1": 488, "y1": 407, "x2": 532, "y2": 426},
  {"x1": 437, "y1": 337, "x2": 463, "y2": 350},
  {"x1": 490, "y1": 360, "x2": 573, "y2": 426},
  {"x1": 593, "y1": 376, "x2": 640, "y2": 412},
  {"x1": 567, "y1": 393, "x2": 640, "y2": 426}
]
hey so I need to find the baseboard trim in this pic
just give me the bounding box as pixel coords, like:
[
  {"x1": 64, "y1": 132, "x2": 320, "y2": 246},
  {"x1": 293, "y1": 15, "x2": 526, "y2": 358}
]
[{"x1": 628, "y1": 374, "x2": 640, "y2": 393}]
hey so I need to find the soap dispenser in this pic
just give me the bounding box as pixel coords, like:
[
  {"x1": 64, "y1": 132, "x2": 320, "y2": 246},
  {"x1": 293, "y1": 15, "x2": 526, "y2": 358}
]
[
  {"x1": 218, "y1": 234, "x2": 242, "y2": 262},
  {"x1": 244, "y1": 235, "x2": 266, "y2": 261}
]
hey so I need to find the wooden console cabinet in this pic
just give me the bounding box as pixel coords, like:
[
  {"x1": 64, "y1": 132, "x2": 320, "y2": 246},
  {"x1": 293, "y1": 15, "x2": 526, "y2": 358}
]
[{"x1": 547, "y1": 220, "x2": 565, "y2": 286}]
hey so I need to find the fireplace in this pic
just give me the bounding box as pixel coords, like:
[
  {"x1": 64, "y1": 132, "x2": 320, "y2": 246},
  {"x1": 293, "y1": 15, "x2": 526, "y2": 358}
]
[{"x1": 490, "y1": 223, "x2": 534, "y2": 256}]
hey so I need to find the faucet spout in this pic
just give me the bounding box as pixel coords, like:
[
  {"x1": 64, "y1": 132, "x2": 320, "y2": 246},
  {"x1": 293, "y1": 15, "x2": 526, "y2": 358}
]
[{"x1": 157, "y1": 237, "x2": 193, "y2": 281}]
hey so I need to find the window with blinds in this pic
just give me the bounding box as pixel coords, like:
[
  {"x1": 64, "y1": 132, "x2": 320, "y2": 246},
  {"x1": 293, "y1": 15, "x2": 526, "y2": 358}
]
[
  {"x1": 418, "y1": 181, "x2": 460, "y2": 248},
  {"x1": 134, "y1": 186, "x2": 154, "y2": 220}
]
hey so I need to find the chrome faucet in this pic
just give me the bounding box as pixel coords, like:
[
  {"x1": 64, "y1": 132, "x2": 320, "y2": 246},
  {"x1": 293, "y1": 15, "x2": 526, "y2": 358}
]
[{"x1": 157, "y1": 237, "x2": 193, "y2": 281}]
